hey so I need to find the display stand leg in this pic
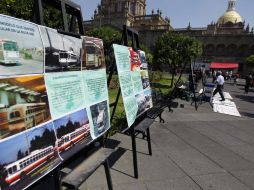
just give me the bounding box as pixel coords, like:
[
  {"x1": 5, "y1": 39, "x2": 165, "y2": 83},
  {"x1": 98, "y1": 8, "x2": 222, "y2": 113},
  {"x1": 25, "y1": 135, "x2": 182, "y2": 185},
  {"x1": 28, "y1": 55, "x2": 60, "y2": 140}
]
[
  {"x1": 131, "y1": 125, "x2": 138, "y2": 178},
  {"x1": 104, "y1": 160, "x2": 113, "y2": 190},
  {"x1": 146, "y1": 128, "x2": 152, "y2": 156},
  {"x1": 53, "y1": 168, "x2": 61, "y2": 190}
]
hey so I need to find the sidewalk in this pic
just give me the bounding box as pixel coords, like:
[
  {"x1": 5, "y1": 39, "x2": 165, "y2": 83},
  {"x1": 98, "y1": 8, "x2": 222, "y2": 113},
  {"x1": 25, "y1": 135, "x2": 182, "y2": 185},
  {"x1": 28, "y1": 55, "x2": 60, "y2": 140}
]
[{"x1": 79, "y1": 81, "x2": 254, "y2": 190}]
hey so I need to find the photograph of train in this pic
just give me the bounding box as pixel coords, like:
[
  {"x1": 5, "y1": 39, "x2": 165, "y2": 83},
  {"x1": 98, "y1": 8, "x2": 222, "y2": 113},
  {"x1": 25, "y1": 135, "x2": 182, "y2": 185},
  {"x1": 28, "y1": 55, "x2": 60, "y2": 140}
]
[
  {"x1": 53, "y1": 108, "x2": 91, "y2": 160},
  {"x1": 40, "y1": 26, "x2": 82, "y2": 72},
  {"x1": 82, "y1": 37, "x2": 105, "y2": 70},
  {"x1": 0, "y1": 15, "x2": 44, "y2": 76},
  {"x1": 135, "y1": 91, "x2": 153, "y2": 117},
  {"x1": 90, "y1": 100, "x2": 109, "y2": 137},
  {"x1": 140, "y1": 70, "x2": 151, "y2": 90},
  {"x1": 0, "y1": 122, "x2": 61, "y2": 190},
  {"x1": 0, "y1": 75, "x2": 51, "y2": 140},
  {"x1": 138, "y1": 50, "x2": 148, "y2": 70}
]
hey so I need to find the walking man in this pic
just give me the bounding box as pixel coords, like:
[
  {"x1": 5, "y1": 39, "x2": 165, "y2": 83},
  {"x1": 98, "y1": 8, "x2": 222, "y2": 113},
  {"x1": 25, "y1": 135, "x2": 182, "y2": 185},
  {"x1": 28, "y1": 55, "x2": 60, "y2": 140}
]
[{"x1": 213, "y1": 71, "x2": 225, "y2": 101}]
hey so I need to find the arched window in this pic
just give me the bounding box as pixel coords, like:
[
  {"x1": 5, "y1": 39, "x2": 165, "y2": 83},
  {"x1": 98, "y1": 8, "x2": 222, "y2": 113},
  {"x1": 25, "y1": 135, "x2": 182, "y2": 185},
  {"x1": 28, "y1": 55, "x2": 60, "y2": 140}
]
[
  {"x1": 216, "y1": 44, "x2": 226, "y2": 56},
  {"x1": 227, "y1": 44, "x2": 237, "y2": 56}
]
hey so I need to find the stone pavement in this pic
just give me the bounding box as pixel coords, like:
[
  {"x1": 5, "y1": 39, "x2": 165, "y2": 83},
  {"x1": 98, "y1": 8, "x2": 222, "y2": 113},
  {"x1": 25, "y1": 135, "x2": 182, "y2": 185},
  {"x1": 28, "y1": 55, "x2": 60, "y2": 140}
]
[{"x1": 78, "y1": 80, "x2": 254, "y2": 190}]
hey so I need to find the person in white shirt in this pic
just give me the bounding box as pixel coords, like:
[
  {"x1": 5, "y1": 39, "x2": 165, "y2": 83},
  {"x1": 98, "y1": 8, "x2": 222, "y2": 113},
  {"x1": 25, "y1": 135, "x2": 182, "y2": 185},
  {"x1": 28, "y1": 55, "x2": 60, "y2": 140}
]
[{"x1": 213, "y1": 71, "x2": 225, "y2": 101}]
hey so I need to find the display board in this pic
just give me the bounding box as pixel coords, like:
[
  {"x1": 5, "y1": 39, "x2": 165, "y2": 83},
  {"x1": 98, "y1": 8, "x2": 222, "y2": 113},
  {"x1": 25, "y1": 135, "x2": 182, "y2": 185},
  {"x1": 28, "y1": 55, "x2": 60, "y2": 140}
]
[
  {"x1": 0, "y1": 14, "x2": 110, "y2": 190},
  {"x1": 113, "y1": 44, "x2": 153, "y2": 127}
]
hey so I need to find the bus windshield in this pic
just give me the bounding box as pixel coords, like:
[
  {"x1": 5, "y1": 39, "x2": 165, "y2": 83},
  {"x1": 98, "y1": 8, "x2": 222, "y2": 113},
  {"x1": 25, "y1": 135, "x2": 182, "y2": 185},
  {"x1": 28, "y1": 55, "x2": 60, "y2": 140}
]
[{"x1": 3, "y1": 42, "x2": 18, "y2": 51}]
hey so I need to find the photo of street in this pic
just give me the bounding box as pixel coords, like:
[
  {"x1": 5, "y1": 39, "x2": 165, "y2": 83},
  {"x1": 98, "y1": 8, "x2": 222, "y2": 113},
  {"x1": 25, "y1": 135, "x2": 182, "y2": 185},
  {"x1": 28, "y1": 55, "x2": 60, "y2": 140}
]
[{"x1": 0, "y1": 15, "x2": 44, "y2": 76}]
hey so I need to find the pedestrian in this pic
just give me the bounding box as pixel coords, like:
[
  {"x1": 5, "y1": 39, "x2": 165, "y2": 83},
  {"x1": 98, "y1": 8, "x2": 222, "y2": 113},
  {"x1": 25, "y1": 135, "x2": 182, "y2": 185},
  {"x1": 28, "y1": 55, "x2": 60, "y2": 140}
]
[
  {"x1": 213, "y1": 71, "x2": 225, "y2": 101},
  {"x1": 245, "y1": 73, "x2": 253, "y2": 94},
  {"x1": 233, "y1": 73, "x2": 239, "y2": 86}
]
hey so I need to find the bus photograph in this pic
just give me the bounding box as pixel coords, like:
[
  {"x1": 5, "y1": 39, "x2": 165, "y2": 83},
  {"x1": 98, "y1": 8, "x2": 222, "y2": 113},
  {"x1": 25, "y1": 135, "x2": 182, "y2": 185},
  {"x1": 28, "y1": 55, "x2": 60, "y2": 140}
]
[
  {"x1": 53, "y1": 109, "x2": 91, "y2": 160},
  {"x1": 0, "y1": 40, "x2": 19, "y2": 65},
  {"x1": 0, "y1": 15, "x2": 44, "y2": 76},
  {"x1": 0, "y1": 122, "x2": 61, "y2": 190},
  {"x1": 0, "y1": 75, "x2": 51, "y2": 140},
  {"x1": 82, "y1": 37, "x2": 105, "y2": 70}
]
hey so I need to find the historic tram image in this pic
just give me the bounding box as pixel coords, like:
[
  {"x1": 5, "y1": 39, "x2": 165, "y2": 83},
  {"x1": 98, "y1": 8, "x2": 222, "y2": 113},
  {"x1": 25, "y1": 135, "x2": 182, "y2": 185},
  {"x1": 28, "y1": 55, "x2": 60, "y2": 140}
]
[
  {"x1": 0, "y1": 75, "x2": 51, "y2": 140},
  {"x1": 53, "y1": 109, "x2": 91, "y2": 160},
  {"x1": 82, "y1": 37, "x2": 105, "y2": 70},
  {"x1": 90, "y1": 100, "x2": 109, "y2": 137},
  {"x1": 140, "y1": 70, "x2": 150, "y2": 90},
  {"x1": 135, "y1": 91, "x2": 152, "y2": 117},
  {"x1": 0, "y1": 122, "x2": 61, "y2": 190},
  {"x1": 40, "y1": 27, "x2": 82, "y2": 72},
  {"x1": 0, "y1": 15, "x2": 44, "y2": 76}
]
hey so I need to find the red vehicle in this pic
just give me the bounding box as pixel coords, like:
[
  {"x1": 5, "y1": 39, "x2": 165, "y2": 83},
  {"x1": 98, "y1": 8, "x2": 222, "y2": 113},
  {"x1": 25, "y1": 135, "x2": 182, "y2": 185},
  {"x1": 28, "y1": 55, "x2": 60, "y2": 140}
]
[
  {"x1": 56, "y1": 125, "x2": 89, "y2": 153},
  {"x1": 3, "y1": 146, "x2": 55, "y2": 186},
  {"x1": 129, "y1": 48, "x2": 141, "y2": 71}
]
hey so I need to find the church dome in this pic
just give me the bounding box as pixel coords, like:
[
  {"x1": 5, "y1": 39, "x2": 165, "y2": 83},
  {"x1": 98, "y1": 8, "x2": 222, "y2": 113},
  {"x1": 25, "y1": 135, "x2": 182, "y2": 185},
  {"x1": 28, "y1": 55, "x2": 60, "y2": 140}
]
[
  {"x1": 218, "y1": 11, "x2": 243, "y2": 25},
  {"x1": 217, "y1": 0, "x2": 243, "y2": 25}
]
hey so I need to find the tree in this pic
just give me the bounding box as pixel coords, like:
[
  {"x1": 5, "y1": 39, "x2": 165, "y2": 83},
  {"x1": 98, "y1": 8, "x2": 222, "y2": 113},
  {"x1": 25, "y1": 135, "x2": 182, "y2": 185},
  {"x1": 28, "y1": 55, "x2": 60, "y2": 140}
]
[
  {"x1": 245, "y1": 54, "x2": 254, "y2": 71},
  {"x1": 0, "y1": 0, "x2": 64, "y2": 29},
  {"x1": 153, "y1": 32, "x2": 203, "y2": 87}
]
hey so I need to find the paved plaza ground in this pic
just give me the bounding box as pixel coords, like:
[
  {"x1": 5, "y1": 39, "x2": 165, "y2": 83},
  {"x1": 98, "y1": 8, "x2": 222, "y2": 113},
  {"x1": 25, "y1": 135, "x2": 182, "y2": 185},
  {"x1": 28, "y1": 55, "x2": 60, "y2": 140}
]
[
  {"x1": 33, "y1": 79, "x2": 254, "y2": 190},
  {"x1": 79, "y1": 79, "x2": 254, "y2": 190}
]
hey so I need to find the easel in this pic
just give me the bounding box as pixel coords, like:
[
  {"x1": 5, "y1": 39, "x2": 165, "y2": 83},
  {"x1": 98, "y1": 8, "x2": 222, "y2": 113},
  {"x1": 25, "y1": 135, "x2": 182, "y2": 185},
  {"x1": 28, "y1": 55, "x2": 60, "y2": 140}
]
[
  {"x1": 30, "y1": 1, "x2": 114, "y2": 190},
  {"x1": 106, "y1": 25, "x2": 146, "y2": 179}
]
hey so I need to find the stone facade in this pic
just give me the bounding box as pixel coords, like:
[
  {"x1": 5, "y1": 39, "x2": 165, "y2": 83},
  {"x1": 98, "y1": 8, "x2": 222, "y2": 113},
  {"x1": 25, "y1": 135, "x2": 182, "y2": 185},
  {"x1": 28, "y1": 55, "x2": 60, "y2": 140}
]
[
  {"x1": 83, "y1": 0, "x2": 172, "y2": 49},
  {"x1": 175, "y1": 0, "x2": 254, "y2": 73}
]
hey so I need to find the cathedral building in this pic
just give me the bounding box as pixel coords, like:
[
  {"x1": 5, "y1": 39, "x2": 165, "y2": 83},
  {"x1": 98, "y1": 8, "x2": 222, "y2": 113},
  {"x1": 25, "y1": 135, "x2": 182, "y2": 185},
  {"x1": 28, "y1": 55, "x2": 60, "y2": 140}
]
[
  {"x1": 175, "y1": 0, "x2": 254, "y2": 72},
  {"x1": 83, "y1": 0, "x2": 173, "y2": 50},
  {"x1": 84, "y1": 0, "x2": 254, "y2": 73}
]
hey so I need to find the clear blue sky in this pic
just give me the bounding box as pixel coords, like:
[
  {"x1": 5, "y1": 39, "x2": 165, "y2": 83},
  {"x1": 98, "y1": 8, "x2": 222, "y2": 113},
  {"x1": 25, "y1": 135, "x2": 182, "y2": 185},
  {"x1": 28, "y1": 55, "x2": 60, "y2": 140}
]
[{"x1": 73, "y1": 0, "x2": 254, "y2": 29}]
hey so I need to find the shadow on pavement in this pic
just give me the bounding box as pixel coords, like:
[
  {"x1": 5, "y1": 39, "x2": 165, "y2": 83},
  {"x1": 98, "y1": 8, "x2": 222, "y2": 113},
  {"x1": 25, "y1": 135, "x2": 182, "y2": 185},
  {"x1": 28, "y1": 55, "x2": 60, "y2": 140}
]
[
  {"x1": 235, "y1": 95, "x2": 254, "y2": 104},
  {"x1": 241, "y1": 112, "x2": 254, "y2": 118}
]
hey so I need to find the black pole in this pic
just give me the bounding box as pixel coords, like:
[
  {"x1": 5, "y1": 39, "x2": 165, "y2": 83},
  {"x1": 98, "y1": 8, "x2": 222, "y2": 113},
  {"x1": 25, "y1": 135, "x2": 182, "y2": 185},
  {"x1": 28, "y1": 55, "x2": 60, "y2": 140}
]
[{"x1": 131, "y1": 125, "x2": 138, "y2": 178}]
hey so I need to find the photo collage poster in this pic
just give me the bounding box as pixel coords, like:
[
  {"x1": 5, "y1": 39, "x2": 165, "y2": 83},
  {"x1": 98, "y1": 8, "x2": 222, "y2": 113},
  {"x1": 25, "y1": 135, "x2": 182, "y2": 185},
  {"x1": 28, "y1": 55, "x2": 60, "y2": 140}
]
[
  {"x1": 113, "y1": 44, "x2": 153, "y2": 128},
  {"x1": 0, "y1": 14, "x2": 110, "y2": 190}
]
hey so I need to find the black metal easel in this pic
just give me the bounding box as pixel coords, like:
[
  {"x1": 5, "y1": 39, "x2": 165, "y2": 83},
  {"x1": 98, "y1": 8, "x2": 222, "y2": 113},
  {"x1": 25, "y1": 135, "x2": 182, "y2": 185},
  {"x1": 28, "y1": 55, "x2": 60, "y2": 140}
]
[{"x1": 106, "y1": 25, "x2": 140, "y2": 178}]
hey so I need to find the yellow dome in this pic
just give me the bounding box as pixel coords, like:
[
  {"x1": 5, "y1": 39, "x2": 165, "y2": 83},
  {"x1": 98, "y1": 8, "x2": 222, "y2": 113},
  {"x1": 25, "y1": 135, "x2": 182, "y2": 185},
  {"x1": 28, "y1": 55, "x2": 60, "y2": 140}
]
[{"x1": 217, "y1": 10, "x2": 243, "y2": 24}]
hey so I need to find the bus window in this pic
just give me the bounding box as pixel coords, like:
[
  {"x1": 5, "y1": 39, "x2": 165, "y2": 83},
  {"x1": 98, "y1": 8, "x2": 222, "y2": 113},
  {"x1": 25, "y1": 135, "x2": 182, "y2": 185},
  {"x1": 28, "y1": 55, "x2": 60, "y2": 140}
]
[
  {"x1": 15, "y1": 111, "x2": 20, "y2": 118},
  {"x1": 3, "y1": 42, "x2": 18, "y2": 51},
  {"x1": 13, "y1": 166, "x2": 17, "y2": 173},
  {"x1": 8, "y1": 168, "x2": 12, "y2": 175}
]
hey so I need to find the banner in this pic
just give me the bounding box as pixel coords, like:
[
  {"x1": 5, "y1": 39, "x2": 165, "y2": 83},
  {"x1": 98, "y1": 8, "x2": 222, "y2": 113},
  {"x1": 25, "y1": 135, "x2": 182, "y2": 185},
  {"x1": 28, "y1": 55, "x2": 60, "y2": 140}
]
[
  {"x1": 0, "y1": 14, "x2": 110, "y2": 190},
  {"x1": 113, "y1": 44, "x2": 153, "y2": 127}
]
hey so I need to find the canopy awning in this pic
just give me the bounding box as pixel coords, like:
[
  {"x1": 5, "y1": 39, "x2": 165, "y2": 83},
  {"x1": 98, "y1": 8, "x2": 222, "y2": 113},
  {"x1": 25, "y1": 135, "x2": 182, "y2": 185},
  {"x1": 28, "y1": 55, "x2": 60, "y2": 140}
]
[{"x1": 210, "y1": 62, "x2": 239, "y2": 69}]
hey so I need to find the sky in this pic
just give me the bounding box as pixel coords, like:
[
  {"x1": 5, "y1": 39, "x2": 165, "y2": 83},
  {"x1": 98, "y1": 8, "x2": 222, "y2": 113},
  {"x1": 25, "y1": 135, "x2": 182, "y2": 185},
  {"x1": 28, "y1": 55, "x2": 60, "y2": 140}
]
[{"x1": 73, "y1": 0, "x2": 254, "y2": 29}]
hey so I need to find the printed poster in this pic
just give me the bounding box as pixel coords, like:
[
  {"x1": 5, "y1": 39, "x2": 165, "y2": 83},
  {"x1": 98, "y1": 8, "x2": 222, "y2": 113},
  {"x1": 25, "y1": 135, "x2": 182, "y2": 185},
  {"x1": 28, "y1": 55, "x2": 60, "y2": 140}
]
[
  {"x1": 82, "y1": 37, "x2": 110, "y2": 139},
  {"x1": 0, "y1": 14, "x2": 44, "y2": 77},
  {"x1": 0, "y1": 13, "x2": 111, "y2": 189},
  {"x1": 113, "y1": 44, "x2": 153, "y2": 127}
]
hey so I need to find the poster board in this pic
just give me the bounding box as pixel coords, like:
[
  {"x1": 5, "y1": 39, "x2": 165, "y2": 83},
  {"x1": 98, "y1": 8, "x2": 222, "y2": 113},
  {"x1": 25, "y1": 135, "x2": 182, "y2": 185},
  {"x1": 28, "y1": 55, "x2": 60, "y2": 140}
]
[
  {"x1": 0, "y1": 14, "x2": 110, "y2": 190},
  {"x1": 113, "y1": 44, "x2": 153, "y2": 128}
]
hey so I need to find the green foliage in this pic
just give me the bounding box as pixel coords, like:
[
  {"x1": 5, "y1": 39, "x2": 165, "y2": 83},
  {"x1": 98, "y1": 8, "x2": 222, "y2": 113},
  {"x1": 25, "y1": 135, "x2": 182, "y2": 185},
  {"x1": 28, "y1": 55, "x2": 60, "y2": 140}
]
[
  {"x1": 153, "y1": 32, "x2": 203, "y2": 69},
  {"x1": 0, "y1": 0, "x2": 64, "y2": 30},
  {"x1": 245, "y1": 54, "x2": 254, "y2": 69},
  {"x1": 140, "y1": 44, "x2": 153, "y2": 65},
  {"x1": 23, "y1": 51, "x2": 32, "y2": 59},
  {"x1": 0, "y1": 0, "x2": 34, "y2": 21}
]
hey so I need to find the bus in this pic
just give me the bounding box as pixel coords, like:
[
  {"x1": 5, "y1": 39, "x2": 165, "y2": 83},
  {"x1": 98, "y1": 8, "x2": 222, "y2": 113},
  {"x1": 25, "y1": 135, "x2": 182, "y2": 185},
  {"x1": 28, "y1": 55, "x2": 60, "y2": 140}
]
[
  {"x1": 3, "y1": 146, "x2": 54, "y2": 186},
  {"x1": 84, "y1": 42, "x2": 103, "y2": 69},
  {"x1": 0, "y1": 40, "x2": 19, "y2": 65},
  {"x1": 96, "y1": 108, "x2": 106, "y2": 133},
  {"x1": 57, "y1": 125, "x2": 90, "y2": 152},
  {"x1": 7, "y1": 103, "x2": 47, "y2": 131},
  {"x1": 58, "y1": 50, "x2": 79, "y2": 68}
]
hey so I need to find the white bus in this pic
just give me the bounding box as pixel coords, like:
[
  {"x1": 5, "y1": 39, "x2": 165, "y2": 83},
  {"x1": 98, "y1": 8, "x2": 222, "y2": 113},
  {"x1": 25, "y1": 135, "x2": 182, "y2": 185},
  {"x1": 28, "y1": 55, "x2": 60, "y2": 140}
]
[
  {"x1": 7, "y1": 103, "x2": 47, "y2": 131},
  {"x1": 59, "y1": 50, "x2": 79, "y2": 68},
  {"x1": 3, "y1": 146, "x2": 54, "y2": 185},
  {"x1": 0, "y1": 40, "x2": 19, "y2": 65},
  {"x1": 84, "y1": 42, "x2": 103, "y2": 68}
]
